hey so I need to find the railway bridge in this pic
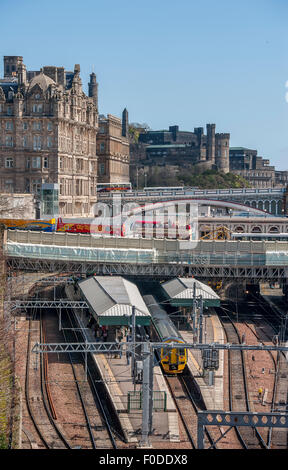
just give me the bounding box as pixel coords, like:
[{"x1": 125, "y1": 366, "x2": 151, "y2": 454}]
[{"x1": 4, "y1": 230, "x2": 288, "y2": 287}]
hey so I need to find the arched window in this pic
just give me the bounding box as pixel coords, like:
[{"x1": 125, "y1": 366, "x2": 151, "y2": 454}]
[
  {"x1": 268, "y1": 226, "x2": 279, "y2": 233},
  {"x1": 277, "y1": 200, "x2": 282, "y2": 215},
  {"x1": 251, "y1": 226, "x2": 262, "y2": 233},
  {"x1": 271, "y1": 200, "x2": 276, "y2": 214}
]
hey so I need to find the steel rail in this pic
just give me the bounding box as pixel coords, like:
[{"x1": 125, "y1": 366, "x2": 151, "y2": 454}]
[
  {"x1": 165, "y1": 376, "x2": 197, "y2": 449},
  {"x1": 24, "y1": 316, "x2": 50, "y2": 449},
  {"x1": 243, "y1": 296, "x2": 287, "y2": 449},
  {"x1": 39, "y1": 312, "x2": 71, "y2": 449},
  {"x1": 61, "y1": 310, "x2": 97, "y2": 449},
  {"x1": 218, "y1": 308, "x2": 268, "y2": 449},
  {"x1": 179, "y1": 375, "x2": 217, "y2": 449},
  {"x1": 219, "y1": 313, "x2": 248, "y2": 449},
  {"x1": 63, "y1": 306, "x2": 118, "y2": 449}
]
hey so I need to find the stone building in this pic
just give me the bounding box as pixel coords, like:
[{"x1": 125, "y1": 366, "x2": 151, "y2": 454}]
[
  {"x1": 229, "y1": 147, "x2": 276, "y2": 188},
  {"x1": 131, "y1": 123, "x2": 230, "y2": 173},
  {"x1": 0, "y1": 56, "x2": 130, "y2": 217},
  {"x1": 97, "y1": 109, "x2": 130, "y2": 184}
]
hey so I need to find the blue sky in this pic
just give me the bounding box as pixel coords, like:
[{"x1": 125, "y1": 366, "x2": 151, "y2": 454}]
[{"x1": 0, "y1": 0, "x2": 287, "y2": 169}]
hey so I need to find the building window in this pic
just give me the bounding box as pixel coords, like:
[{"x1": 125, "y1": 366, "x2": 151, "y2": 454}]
[
  {"x1": 33, "y1": 121, "x2": 41, "y2": 131},
  {"x1": 100, "y1": 142, "x2": 105, "y2": 152},
  {"x1": 37, "y1": 104, "x2": 43, "y2": 113},
  {"x1": 33, "y1": 135, "x2": 41, "y2": 150},
  {"x1": 23, "y1": 136, "x2": 28, "y2": 147},
  {"x1": 5, "y1": 157, "x2": 14, "y2": 168},
  {"x1": 47, "y1": 136, "x2": 53, "y2": 148},
  {"x1": 5, "y1": 121, "x2": 13, "y2": 130},
  {"x1": 23, "y1": 122, "x2": 28, "y2": 130},
  {"x1": 35, "y1": 93, "x2": 41, "y2": 100},
  {"x1": 99, "y1": 163, "x2": 105, "y2": 175},
  {"x1": 32, "y1": 156, "x2": 41, "y2": 169},
  {"x1": 26, "y1": 158, "x2": 30, "y2": 169},
  {"x1": 99, "y1": 126, "x2": 105, "y2": 134},
  {"x1": 5, "y1": 136, "x2": 13, "y2": 147},
  {"x1": 5, "y1": 179, "x2": 13, "y2": 192},
  {"x1": 7, "y1": 106, "x2": 12, "y2": 115},
  {"x1": 31, "y1": 179, "x2": 41, "y2": 194},
  {"x1": 60, "y1": 179, "x2": 64, "y2": 195},
  {"x1": 59, "y1": 157, "x2": 63, "y2": 170},
  {"x1": 47, "y1": 122, "x2": 53, "y2": 131},
  {"x1": 43, "y1": 157, "x2": 49, "y2": 169},
  {"x1": 25, "y1": 178, "x2": 30, "y2": 192}
]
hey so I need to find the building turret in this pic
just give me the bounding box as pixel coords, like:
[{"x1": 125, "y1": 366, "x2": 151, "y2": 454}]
[
  {"x1": 88, "y1": 72, "x2": 98, "y2": 109},
  {"x1": 206, "y1": 123, "x2": 216, "y2": 163},
  {"x1": 215, "y1": 133, "x2": 230, "y2": 173},
  {"x1": 4, "y1": 56, "x2": 23, "y2": 78},
  {"x1": 122, "y1": 108, "x2": 129, "y2": 138},
  {"x1": 17, "y1": 60, "x2": 27, "y2": 86}
]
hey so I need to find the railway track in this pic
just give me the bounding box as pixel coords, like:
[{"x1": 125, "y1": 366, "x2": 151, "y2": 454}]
[
  {"x1": 217, "y1": 307, "x2": 267, "y2": 449},
  {"x1": 24, "y1": 310, "x2": 70, "y2": 449},
  {"x1": 240, "y1": 297, "x2": 288, "y2": 449},
  {"x1": 61, "y1": 306, "x2": 118, "y2": 448},
  {"x1": 165, "y1": 373, "x2": 217, "y2": 449}
]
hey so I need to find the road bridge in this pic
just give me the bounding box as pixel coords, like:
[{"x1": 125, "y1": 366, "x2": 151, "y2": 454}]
[
  {"x1": 98, "y1": 187, "x2": 286, "y2": 215},
  {"x1": 4, "y1": 229, "x2": 288, "y2": 282}
]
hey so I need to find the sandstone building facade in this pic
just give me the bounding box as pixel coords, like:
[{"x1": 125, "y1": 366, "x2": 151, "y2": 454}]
[
  {"x1": 97, "y1": 109, "x2": 129, "y2": 184},
  {"x1": 0, "y1": 55, "x2": 130, "y2": 217}
]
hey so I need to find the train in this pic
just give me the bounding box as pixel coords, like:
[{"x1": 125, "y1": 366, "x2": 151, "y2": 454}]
[
  {"x1": 0, "y1": 216, "x2": 192, "y2": 239},
  {"x1": 96, "y1": 182, "x2": 132, "y2": 193},
  {"x1": 0, "y1": 217, "x2": 125, "y2": 236},
  {"x1": 143, "y1": 295, "x2": 187, "y2": 374}
]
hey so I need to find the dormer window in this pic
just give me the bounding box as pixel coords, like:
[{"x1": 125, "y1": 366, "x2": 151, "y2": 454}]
[
  {"x1": 35, "y1": 93, "x2": 41, "y2": 100},
  {"x1": 8, "y1": 91, "x2": 14, "y2": 100}
]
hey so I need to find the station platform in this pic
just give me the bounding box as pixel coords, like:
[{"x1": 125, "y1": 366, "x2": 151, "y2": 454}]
[
  {"x1": 65, "y1": 284, "x2": 180, "y2": 445},
  {"x1": 179, "y1": 310, "x2": 225, "y2": 410},
  {"x1": 260, "y1": 283, "x2": 287, "y2": 316}
]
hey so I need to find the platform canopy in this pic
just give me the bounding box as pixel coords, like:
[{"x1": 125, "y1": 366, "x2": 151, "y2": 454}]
[
  {"x1": 78, "y1": 276, "x2": 151, "y2": 326},
  {"x1": 161, "y1": 277, "x2": 220, "y2": 307}
]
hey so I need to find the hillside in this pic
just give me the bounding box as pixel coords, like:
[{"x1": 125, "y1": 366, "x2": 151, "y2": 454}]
[{"x1": 131, "y1": 166, "x2": 250, "y2": 189}]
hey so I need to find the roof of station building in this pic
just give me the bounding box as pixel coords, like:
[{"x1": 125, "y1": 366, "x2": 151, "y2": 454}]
[
  {"x1": 78, "y1": 276, "x2": 151, "y2": 325},
  {"x1": 161, "y1": 277, "x2": 220, "y2": 306}
]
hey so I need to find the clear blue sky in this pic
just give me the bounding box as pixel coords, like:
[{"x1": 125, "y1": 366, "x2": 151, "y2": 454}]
[{"x1": 0, "y1": 0, "x2": 287, "y2": 169}]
